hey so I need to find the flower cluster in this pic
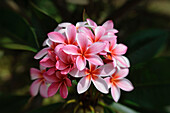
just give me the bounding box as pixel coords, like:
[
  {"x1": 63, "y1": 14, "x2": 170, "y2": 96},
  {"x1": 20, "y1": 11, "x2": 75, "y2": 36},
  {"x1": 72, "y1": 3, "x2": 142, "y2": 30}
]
[{"x1": 30, "y1": 18, "x2": 134, "y2": 102}]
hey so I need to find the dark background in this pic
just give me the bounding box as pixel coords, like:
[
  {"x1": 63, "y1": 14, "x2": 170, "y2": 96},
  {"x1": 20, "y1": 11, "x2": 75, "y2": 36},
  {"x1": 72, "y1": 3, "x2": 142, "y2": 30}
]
[{"x1": 0, "y1": 0, "x2": 170, "y2": 113}]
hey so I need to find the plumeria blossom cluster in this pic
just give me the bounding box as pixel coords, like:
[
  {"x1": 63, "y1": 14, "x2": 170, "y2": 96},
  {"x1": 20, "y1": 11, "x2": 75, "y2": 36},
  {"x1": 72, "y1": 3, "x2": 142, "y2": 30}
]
[{"x1": 30, "y1": 18, "x2": 134, "y2": 102}]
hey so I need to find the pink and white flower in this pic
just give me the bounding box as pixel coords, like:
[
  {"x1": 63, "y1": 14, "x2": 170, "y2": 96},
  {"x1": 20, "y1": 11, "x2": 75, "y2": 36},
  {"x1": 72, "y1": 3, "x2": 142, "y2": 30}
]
[
  {"x1": 30, "y1": 67, "x2": 48, "y2": 98},
  {"x1": 46, "y1": 71, "x2": 72, "y2": 99},
  {"x1": 63, "y1": 33, "x2": 106, "y2": 70},
  {"x1": 105, "y1": 68, "x2": 134, "y2": 102},
  {"x1": 69, "y1": 63, "x2": 115, "y2": 94}
]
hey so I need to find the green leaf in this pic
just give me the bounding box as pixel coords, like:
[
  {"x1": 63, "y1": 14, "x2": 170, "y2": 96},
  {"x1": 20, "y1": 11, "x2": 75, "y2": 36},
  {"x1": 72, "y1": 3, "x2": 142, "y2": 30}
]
[
  {"x1": 126, "y1": 29, "x2": 168, "y2": 65},
  {"x1": 0, "y1": 94, "x2": 29, "y2": 113},
  {"x1": 123, "y1": 57, "x2": 170, "y2": 111},
  {"x1": 29, "y1": 2, "x2": 58, "y2": 46},
  {"x1": 0, "y1": 9, "x2": 39, "y2": 50}
]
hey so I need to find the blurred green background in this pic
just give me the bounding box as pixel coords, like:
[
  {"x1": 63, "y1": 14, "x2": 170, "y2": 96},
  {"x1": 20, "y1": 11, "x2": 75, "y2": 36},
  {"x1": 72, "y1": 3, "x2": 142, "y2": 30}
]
[{"x1": 0, "y1": 0, "x2": 170, "y2": 113}]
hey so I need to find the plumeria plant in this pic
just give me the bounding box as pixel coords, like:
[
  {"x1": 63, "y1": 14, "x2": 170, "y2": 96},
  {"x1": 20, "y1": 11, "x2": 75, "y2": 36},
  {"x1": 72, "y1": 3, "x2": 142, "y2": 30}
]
[{"x1": 30, "y1": 18, "x2": 134, "y2": 110}]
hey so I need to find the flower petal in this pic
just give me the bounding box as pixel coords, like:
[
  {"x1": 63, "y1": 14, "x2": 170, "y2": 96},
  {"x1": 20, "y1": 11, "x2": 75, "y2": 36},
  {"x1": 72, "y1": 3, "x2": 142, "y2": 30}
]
[
  {"x1": 76, "y1": 33, "x2": 88, "y2": 53},
  {"x1": 34, "y1": 47, "x2": 50, "y2": 59},
  {"x1": 30, "y1": 79, "x2": 42, "y2": 97},
  {"x1": 48, "y1": 32, "x2": 66, "y2": 43},
  {"x1": 63, "y1": 45, "x2": 81, "y2": 55},
  {"x1": 113, "y1": 68, "x2": 129, "y2": 79},
  {"x1": 61, "y1": 67, "x2": 71, "y2": 74},
  {"x1": 66, "y1": 25, "x2": 76, "y2": 44},
  {"x1": 69, "y1": 68, "x2": 86, "y2": 77},
  {"x1": 77, "y1": 76, "x2": 91, "y2": 94},
  {"x1": 85, "y1": 42, "x2": 106, "y2": 55},
  {"x1": 65, "y1": 78, "x2": 72, "y2": 87},
  {"x1": 78, "y1": 27, "x2": 95, "y2": 42},
  {"x1": 56, "y1": 60, "x2": 68, "y2": 70},
  {"x1": 40, "y1": 57, "x2": 55, "y2": 67},
  {"x1": 40, "y1": 82, "x2": 48, "y2": 98},
  {"x1": 86, "y1": 54, "x2": 104, "y2": 65},
  {"x1": 102, "y1": 20, "x2": 113, "y2": 30},
  {"x1": 87, "y1": 18, "x2": 97, "y2": 30},
  {"x1": 116, "y1": 79, "x2": 134, "y2": 91},
  {"x1": 48, "y1": 82, "x2": 62, "y2": 97},
  {"x1": 30, "y1": 68, "x2": 42, "y2": 80},
  {"x1": 104, "y1": 77, "x2": 112, "y2": 88},
  {"x1": 76, "y1": 56, "x2": 86, "y2": 71},
  {"x1": 58, "y1": 22, "x2": 72, "y2": 27},
  {"x1": 46, "y1": 67, "x2": 56, "y2": 75},
  {"x1": 92, "y1": 76, "x2": 108, "y2": 94},
  {"x1": 115, "y1": 56, "x2": 130, "y2": 68},
  {"x1": 112, "y1": 44, "x2": 127, "y2": 55},
  {"x1": 95, "y1": 63, "x2": 116, "y2": 77},
  {"x1": 60, "y1": 83, "x2": 68, "y2": 99},
  {"x1": 44, "y1": 74, "x2": 58, "y2": 83},
  {"x1": 95, "y1": 26, "x2": 105, "y2": 41},
  {"x1": 111, "y1": 84, "x2": 120, "y2": 102}
]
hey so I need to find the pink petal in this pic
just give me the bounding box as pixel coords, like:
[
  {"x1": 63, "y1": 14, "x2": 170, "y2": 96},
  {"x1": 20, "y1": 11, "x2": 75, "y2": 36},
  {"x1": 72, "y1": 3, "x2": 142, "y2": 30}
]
[
  {"x1": 78, "y1": 27, "x2": 95, "y2": 42},
  {"x1": 95, "y1": 26, "x2": 105, "y2": 41},
  {"x1": 59, "y1": 83, "x2": 68, "y2": 99},
  {"x1": 86, "y1": 18, "x2": 97, "y2": 30},
  {"x1": 110, "y1": 37, "x2": 117, "y2": 50},
  {"x1": 102, "y1": 20, "x2": 113, "y2": 30},
  {"x1": 58, "y1": 22, "x2": 72, "y2": 27},
  {"x1": 48, "y1": 32, "x2": 66, "y2": 43},
  {"x1": 54, "y1": 44, "x2": 65, "y2": 55},
  {"x1": 40, "y1": 82, "x2": 48, "y2": 98},
  {"x1": 76, "y1": 33, "x2": 88, "y2": 53},
  {"x1": 77, "y1": 76, "x2": 91, "y2": 94},
  {"x1": 113, "y1": 68, "x2": 129, "y2": 79},
  {"x1": 69, "y1": 68, "x2": 86, "y2": 77},
  {"x1": 63, "y1": 45, "x2": 81, "y2": 55},
  {"x1": 116, "y1": 79, "x2": 134, "y2": 91},
  {"x1": 92, "y1": 76, "x2": 108, "y2": 94},
  {"x1": 30, "y1": 79, "x2": 42, "y2": 97},
  {"x1": 100, "y1": 35, "x2": 116, "y2": 42},
  {"x1": 30, "y1": 68, "x2": 42, "y2": 80},
  {"x1": 61, "y1": 67, "x2": 71, "y2": 74},
  {"x1": 34, "y1": 47, "x2": 49, "y2": 59},
  {"x1": 85, "y1": 42, "x2": 106, "y2": 55},
  {"x1": 95, "y1": 63, "x2": 116, "y2": 77},
  {"x1": 48, "y1": 82, "x2": 62, "y2": 97},
  {"x1": 56, "y1": 60, "x2": 68, "y2": 70},
  {"x1": 89, "y1": 62, "x2": 97, "y2": 72},
  {"x1": 111, "y1": 84, "x2": 120, "y2": 102},
  {"x1": 46, "y1": 67, "x2": 56, "y2": 75},
  {"x1": 40, "y1": 57, "x2": 55, "y2": 67},
  {"x1": 104, "y1": 77, "x2": 112, "y2": 88},
  {"x1": 44, "y1": 74, "x2": 58, "y2": 83},
  {"x1": 85, "y1": 54, "x2": 104, "y2": 65},
  {"x1": 112, "y1": 44, "x2": 127, "y2": 55},
  {"x1": 76, "y1": 22, "x2": 87, "y2": 28},
  {"x1": 76, "y1": 56, "x2": 86, "y2": 71},
  {"x1": 115, "y1": 56, "x2": 130, "y2": 68},
  {"x1": 57, "y1": 49, "x2": 68, "y2": 64},
  {"x1": 65, "y1": 78, "x2": 72, "y2": 87},
  {"x1": 66, "y1": 25, "x2": 76, "y2": 44}
]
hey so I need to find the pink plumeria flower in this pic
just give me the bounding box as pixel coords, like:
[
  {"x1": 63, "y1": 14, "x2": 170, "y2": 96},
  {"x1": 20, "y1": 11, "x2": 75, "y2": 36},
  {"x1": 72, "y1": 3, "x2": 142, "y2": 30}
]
[
  {"x1": 69, "y1": 62, "x2": 115, "y2": 94},
  {"x1": 78, "y1": 26, "x2": 115, "y2": 44},
  {"x1": 105, "y1": 68, "x2": 134, "y2": 102},
  {"x1": 56, "y1": 49, "x2": 76, "y2": 74},
  {"x1": 105, "y1": 38, "x2": 130, "y2": 68},
  {"x1": 30, "y1": 67, "x2": 48, "y2": 98},
  {"x1": 86, "y1": 18, "x2": 118, "y2": 35},
  {"x1": 48, "y1": 25, "x2": 77, "y2": 46},
  {"x1": 54, "y1": 21, "x2": 90, "y2": 32},
  {"x1": 45, "y1": 71, "x2": 72, "y2": 99},
  {"x1": 40, "y1": 50, "x2": 58, "y2": 75},
  {"x1": 63, "y1": 33, "x2": 106, "y2": 70}
]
